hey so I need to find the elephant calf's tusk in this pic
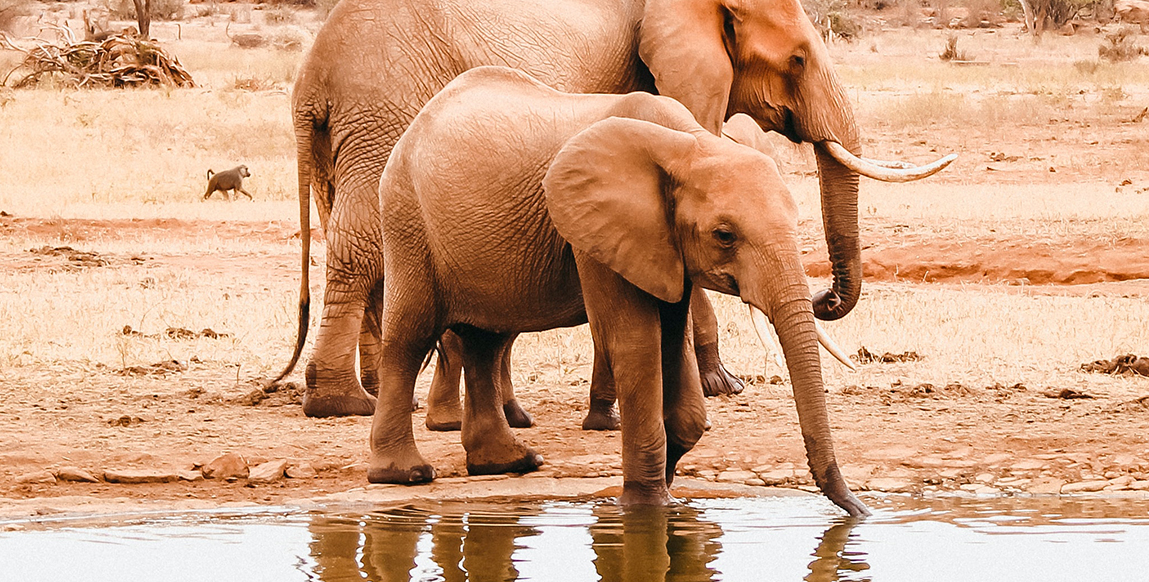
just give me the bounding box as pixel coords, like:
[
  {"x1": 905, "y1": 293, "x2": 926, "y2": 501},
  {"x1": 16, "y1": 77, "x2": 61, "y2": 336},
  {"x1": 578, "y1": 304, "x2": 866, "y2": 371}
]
[
  {"x1": 815, "y1": 321, "x2": 857, "y2": 372},
  {"x1": 822, "y1": 141, "x2": 957, "y2": 183},
  {"x1": 748, "y1": 306, "x2": 786, "y2": 370}
]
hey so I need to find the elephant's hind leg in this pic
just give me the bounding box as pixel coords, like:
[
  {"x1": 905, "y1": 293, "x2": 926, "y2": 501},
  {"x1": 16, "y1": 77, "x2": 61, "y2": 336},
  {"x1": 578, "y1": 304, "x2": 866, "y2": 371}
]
[
  {"x1": 498, "y1": 336, "x2": 534, "y2": 429},
  {"x1": 581, "y1": 343, "x2": 620, "y2": 431},
  {"x1": 455, "y1": 326, "x2": 544, "y2": 476},
  {"x1": 692, "y1": 288, "x2": 745, "y2": 397},
  {"x1": 367, "y1": 334, "x2": 436, "y2": 485},
  {"x1": 425, "y1": 330, "x2": 464, "y2": 431}
]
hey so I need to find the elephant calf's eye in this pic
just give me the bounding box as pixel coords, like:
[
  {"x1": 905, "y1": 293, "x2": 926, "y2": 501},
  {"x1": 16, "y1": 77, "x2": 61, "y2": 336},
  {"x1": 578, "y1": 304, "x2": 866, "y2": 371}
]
[
  {"x1": 790, "y1": 54, "x2": 806, "y2": 71},
  {"x1": 712, "y1": 228, "x2": 737, "y2": 247}
]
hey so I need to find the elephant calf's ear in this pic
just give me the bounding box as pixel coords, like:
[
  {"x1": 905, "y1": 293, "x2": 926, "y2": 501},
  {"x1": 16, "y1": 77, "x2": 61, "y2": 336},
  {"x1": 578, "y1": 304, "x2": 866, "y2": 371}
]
[{"x1": 543, "y1": 117, "x2": 695, "y2": 304}]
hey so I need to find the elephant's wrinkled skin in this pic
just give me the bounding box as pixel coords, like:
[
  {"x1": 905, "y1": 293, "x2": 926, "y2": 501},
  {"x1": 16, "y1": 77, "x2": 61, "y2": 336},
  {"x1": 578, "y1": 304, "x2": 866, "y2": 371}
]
[
  {"x1": 369, "y1": 66, "x2": 868, "y2": 517},
  {"x1": 283, "y1": 0, "x2": 885, "y2": 419}
]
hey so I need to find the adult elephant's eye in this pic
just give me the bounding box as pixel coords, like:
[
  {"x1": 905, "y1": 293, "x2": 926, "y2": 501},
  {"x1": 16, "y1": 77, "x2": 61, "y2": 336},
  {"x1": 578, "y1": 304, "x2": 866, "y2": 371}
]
[{"x1": 713, "y1": 227, "x2": 737, "y2": 247}]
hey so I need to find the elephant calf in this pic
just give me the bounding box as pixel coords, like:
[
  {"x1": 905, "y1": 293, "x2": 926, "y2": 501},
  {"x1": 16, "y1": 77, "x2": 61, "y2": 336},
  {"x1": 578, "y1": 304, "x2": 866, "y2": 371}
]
[{"x1": 370, "y1": 66, "x2": 867, "y2": 516}]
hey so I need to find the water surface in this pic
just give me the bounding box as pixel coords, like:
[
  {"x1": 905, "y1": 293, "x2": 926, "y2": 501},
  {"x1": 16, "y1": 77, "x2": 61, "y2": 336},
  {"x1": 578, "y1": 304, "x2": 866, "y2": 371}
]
[{"x1": 2, "y1": 495, "x2": 1147, "y2": 581}]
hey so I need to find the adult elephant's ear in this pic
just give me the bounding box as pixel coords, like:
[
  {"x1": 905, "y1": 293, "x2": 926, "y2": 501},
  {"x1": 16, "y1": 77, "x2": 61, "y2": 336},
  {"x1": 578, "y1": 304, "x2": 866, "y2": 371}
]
[
  {"x1": 640, "y1": 0, "x2": 734, "y2": 135},
  {"x1": 544, "y1": 117, "x2": 697, "y2": 304}
]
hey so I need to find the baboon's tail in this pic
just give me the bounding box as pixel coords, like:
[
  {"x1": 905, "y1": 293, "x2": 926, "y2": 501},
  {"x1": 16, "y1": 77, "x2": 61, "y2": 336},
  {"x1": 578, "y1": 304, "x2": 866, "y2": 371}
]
[
  {"x1": 206, "y1": 169, "x2": 214, "y2": 179},
  {"x1": 269, "y1": 100, "x2": 321, "y2": 386}
]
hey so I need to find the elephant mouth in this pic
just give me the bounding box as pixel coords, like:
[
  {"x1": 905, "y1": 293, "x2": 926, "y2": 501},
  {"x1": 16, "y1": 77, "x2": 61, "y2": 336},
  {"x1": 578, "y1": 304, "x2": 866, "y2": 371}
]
[{"x1": 781, "y1": 109, "x2": 802, "y2": 145}]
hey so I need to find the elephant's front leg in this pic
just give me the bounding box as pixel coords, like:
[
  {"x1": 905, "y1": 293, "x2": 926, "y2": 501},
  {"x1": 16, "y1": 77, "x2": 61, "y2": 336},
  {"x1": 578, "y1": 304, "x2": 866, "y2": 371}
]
[
  {"x1": 691, "y1": 287, "x2": 745, "y2": 397},
  {"x1": 577, "y1": 256, "x2": 671, "y2": 505},
  {"x1": 456, "y1": 327, "x2": 544, "y2": 476},
  {"x1": 660, "y1": 295, "x2": 707, "y2": 486}
]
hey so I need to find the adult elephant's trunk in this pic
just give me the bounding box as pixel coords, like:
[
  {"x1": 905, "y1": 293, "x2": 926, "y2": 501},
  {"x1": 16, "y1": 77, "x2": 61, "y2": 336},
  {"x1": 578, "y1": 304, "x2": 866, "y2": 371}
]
[
  {"x1": 811, "y1": 142, "x2": 861, "y2": 321},
  {"x1": 747, "y1": 271, "x2": 868, "y2": 517}
]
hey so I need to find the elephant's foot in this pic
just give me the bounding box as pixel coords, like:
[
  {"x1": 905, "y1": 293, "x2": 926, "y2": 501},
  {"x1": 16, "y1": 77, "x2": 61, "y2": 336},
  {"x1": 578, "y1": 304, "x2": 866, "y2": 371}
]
[
  {"x1": 696, "y1": 341, "x2": 745, "y2": 397},
  {"x1": 466, "y1": 440, "x2": 544, "y2": 476},
  {"x1": 502, "y1": 399, "x2": 534, "y2": 428},
  {"x1": 665, "y1": 441, "x2": 691, "y2": 487},
  {"x1": 425, "y1": 399, "x2": 463, "y2": 432},
  {"x1": 619, "y1": 481, "x2": 674, "y2": 506},
  {"x1": 303, "y1": 362, "x2": 377, "y2": 417},
  {"x1": 581, "y1": 400, "x2": 620, "y2": 431},
  {"x1": 367, "y1": 458, "x2": 436, "y2": 484}
]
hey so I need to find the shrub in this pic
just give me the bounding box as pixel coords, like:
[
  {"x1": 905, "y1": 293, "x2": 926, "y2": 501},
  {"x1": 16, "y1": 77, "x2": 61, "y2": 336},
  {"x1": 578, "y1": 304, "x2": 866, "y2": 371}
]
[
  {"x1": 803, "y1": 0, "x2": 861, "y2": 41},
  {"x1": 1098, "y1": 26, "x2": 1147, "y2": 61},
  {"x1": 939, "y1": 34, "x2": 970, "y2": 60},
  {"x1": 102, "y1": 0, "x2": 186, "y2": 22}
]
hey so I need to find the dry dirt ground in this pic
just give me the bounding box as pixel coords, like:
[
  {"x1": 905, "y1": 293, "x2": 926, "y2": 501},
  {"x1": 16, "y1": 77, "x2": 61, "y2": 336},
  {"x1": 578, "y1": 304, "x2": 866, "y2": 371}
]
[{"x1": 2, "y1": 21, "x2": 1149, "y2": 518}]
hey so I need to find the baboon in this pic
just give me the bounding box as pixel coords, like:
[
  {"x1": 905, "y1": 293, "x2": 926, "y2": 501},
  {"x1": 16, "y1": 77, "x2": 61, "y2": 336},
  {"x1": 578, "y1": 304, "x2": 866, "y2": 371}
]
[{"x1": 203, "y1": 165, "x2": 253, "y2": 201}]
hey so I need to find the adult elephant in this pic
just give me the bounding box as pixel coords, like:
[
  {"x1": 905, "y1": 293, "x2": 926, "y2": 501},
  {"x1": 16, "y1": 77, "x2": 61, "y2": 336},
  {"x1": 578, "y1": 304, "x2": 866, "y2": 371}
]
[{"x1": 275, "y1": 0, "x2": 953, "y2": 419}]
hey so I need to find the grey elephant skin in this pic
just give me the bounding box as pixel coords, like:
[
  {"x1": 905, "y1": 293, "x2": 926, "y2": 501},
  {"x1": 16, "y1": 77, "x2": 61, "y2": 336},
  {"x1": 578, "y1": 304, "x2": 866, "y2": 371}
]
[
  {"x1": 281, "y1": 0, "x2": 932, "y2": 420},
  {"x1": 368, "y1": 66, "x2": 868, "y2": 517}
]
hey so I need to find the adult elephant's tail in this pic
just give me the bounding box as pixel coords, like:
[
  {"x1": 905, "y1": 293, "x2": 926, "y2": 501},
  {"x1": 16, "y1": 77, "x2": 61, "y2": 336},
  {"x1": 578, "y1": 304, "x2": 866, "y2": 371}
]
[{"x1": 270, "y1": 94, "x2": 329, "y2": 386}]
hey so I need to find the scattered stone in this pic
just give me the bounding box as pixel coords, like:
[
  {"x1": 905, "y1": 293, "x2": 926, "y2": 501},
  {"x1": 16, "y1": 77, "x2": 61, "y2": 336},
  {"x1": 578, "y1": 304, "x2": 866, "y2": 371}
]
[
  {"x1": 1107, "y1": 475, "x2": 1135, "y2": 489},
  {"x1": 202, "y1": 453, "x2": 249, "y2": 480},
  {"x1": 939, "y1": 468, "x2": 967, "y2": 479},
  {"x1": 248, "y1": 460, "x2": 289, "y2": 484},
  {"x1": 716, "y1": 470, "x2": 757, "y2": 484},
  {"x1": 854, "y1": 347, "x2": 923, "y2": 364},
  {"x1": 1081, "y1": 354, "x2": 1149, "y2": 377},
  {"x1": 974, "y1": 473, "x2": 996, "y2": 484},
  {"x1": 1061, "y1": 480, "x2": 1109, "y2": 493},
  {"x1": 982, "y1": 453, "x2": 1012, "y2": 466},
  {"x1": 1010, "y1": 459, "x2": 1049, "y2": 472},
  {"x1": 54, "y1": 466, "x2": 99, "y2": 483},
  {"x1": 107, "y1": 415, "x2": 145, "y2": 427},
  {"x1": 866, "y1": 477, "x2": 915, "y2": 492},
  {"x1": 103, "y1": 469, "x2": 179, "y2": 484},
  {"x1": 178, "y1": 470, "x2": 204, "y2": 482},
  {"x1": 744, "y1": 478, "x2": 766, "y2": 487},
  {"x1": 1042, "y1": 387, "x2": 1094, "y2": 400},
  {"x1": 1027, "y1": 478, "x2": 1066, "y2": 494},
  {"x1": 1131, "y1": 480, "x2": 1149, "y2": 491},
  {"x1": 28, "y1": 245, "x2": 107, "y2": 267},
  {"x1": 119, "y1": 360, "x2": 188, "y2": 377},
  {"x1": 16, "y1": 470, "x2": 57, "y2": 485},
  {"x1": 286, "y1": 463, "x2": 318, "y2": 479}
]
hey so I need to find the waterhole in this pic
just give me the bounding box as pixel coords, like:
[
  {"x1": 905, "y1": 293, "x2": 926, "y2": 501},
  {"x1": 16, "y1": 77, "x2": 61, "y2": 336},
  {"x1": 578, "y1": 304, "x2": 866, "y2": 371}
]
[{"x1": 2, "y1": 495, "x2": 1147, "y2": 581}]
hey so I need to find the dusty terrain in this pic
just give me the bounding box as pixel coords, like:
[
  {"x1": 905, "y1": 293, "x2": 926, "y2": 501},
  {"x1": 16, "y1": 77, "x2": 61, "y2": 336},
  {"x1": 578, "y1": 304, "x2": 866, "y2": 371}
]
[{"x1": 1, "y1": 12, "x2": 1148, "y2": 519}]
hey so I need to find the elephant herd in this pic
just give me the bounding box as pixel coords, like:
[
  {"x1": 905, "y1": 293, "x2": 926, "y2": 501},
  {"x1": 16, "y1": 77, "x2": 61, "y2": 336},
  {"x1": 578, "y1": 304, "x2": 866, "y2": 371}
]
[{"x1": 270, "y1": 0, "x2": 955, "y2": 518}]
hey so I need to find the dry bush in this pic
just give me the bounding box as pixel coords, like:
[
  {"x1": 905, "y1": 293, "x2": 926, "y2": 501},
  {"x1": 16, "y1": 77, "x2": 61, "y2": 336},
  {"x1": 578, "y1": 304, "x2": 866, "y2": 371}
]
[
  {"x1": 1098, "y1": 26, "x2": 1147, "y2": 61},
  {"x1": 961, "y1": 0, "x2": 1005, "y2": 26},
  {"x1": 232, "y1": 74, "x2": 276, "y2": 91},
  {"x1": 939, "y1": 34, "x2": 970, "y2": 60},
  {"x1": 261, "y1": 6, "x2": 296, "y2": 25},
  {"x1": 804, "y1": 0, "x2": 862, "y2": 41},
  {"x1": 102, "y1": 0, "x2": 187, "y2": 21}
]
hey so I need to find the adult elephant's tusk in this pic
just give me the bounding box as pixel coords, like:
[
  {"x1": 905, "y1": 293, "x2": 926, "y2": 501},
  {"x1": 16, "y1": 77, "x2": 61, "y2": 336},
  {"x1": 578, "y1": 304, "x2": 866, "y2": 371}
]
[
  {"x1": 748, "y1": 306, "x2": 785, "y2": 370},
  {"x1": 815, "y1": 321, "x2": 856, "y2": 372},
  {"x1": 750, "y1": 306, "x2": 855, "y2": 371},
  {"x1": 821, "y1": 141, "x2": 957, "y2": 183}
]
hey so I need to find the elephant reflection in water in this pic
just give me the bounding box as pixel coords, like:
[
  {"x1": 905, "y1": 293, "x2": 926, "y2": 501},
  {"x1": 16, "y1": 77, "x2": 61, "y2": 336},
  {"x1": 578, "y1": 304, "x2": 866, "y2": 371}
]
[
  {"x1": 304, "y1": 504, "x2": 868, "y2": 581},
  {"x1": 306, "y1": 503, "x2": 540, "y2": 581}
]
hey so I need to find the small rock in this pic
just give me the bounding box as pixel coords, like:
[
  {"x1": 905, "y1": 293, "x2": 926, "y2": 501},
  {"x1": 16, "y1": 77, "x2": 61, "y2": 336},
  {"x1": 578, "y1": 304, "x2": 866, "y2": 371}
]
[
  {"x1": 757, "y1": 469, "x2": 795, "y2": 485},
  {"x1": 1010, "y1": 459, "x2": 1048, "y2": 472},
  {"x1": 202, "y1": 453, "x2": 249, "y2": 480},
  {"x1": 285, "y1": 463, "x2": 318, "y2": 479},
  {"x1": 982, "y1": 453, "x2": 1012, "y2": 465},
  {"x1": 974, "y1": 473, "x2": 996, "y2": 484},
  {"x1": 1104, "y1": 471, "x2": 1121, "y2": 480},
  {"x1": 178, "y1": 470, "x2": 204, "y2": 482},
  {"x1": 1109, "y1": 475, "x2": 1135, "y2": 488},
  {"x1": 744, "y1": 478, "x2": 766, "y2": 487},
  {"x1": 1130, "y1": 480, "x2": 1149, "y2": 491},
  {"x1": 716, "y1": 470, "x2": 757, "y2": 484},
  {"x1": 16, "y1": 470, "x2": 57, "y2": 485},
  {"x1": 2, "y1": 524, "x2": 26, "y2": 532},
  {"x1": 1027, "y1": 478, "x2": 1066, "y2": 494},
  {"x1": 54, "y1": 466, "x2": 99, "y2": 483},
  {"x1": 103, "y1": 469, "x2": 179, "y2": 484},
  {"x1": 248, "y1": 460, "x2": 289, "y2": 484},
  {"x1": 1061, "y1": 480, "x2": 1109, "y2": 493},
  {"x1": 866, "y1": 477, "x2": 915, "y2": 493}
]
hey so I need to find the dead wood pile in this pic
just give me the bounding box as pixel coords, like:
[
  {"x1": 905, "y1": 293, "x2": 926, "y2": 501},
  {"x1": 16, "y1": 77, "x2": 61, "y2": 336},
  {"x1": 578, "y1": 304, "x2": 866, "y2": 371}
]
[{"x1": 0, "y1": 33, "x2": 194, "y2": 89}]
